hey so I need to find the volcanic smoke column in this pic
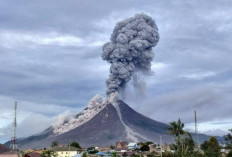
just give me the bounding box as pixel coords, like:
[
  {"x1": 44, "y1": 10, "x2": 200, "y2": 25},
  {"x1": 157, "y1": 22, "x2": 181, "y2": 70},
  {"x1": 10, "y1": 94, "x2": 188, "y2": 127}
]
[{"x1": 102, "y1": 14, "x2": 159, "y2": 97}]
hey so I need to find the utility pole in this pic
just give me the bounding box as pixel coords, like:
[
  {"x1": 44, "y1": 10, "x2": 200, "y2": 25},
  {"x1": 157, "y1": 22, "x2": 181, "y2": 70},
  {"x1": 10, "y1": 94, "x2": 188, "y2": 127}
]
[
  {"x1": 194, "y1": 110, "x2": 199, "y2": 148},
  {"x1": 11, "y1": 102, "x2": 17, "y2": 151},
  {"x1": 160, "y1": 135, "x2": 162, "y2": 157}
]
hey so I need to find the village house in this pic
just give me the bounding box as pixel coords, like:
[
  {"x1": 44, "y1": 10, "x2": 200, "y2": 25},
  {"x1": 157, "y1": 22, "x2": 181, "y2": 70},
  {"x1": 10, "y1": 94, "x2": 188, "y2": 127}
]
[
  {"x1": 0, "y1": 144, "x2": 10, "y2": 155},
  {"x1": 127, "y1": 143, "x2": 138, "y2": 150},
  {"x1": 115, "y1": 141, "x2": 128, "y2": 152},
  {"x1": 53, "y1": 146, "x2": 80, "y2": 157}
]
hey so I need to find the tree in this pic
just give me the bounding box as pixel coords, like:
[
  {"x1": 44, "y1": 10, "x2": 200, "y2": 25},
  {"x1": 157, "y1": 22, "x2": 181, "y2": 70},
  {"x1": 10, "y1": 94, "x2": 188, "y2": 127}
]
[
  {"x1": 170, "y1": 132, "x2": 196, "y2": 157},
  {"x1": 225, "y1": 129, "x2": 232, "y2": 149},
  {"x1": 227, "y1": 150, "x2": 232, "y2": 157},
  {"x1": 110, "y1": 145, "x2": 115, "y2": 149},
  {"x1": 122, "y1": 152, "x2": 127, "y2": 157},
  {"x1": 41, "y1": 149, "x2": 58, "y2": 157},
  {"x1": 162, "y1": 151, "x2": 173, "y2": 157},
  {"x1": 82, "y1": 152, "x2": 87, "y2": 157},
  {"x1": 168, "y1": 119, "x2": 198, "y2": 157},
  {"x1": 111, "y1": 152, "x2": 118, "y2": 157},
  {"x1": 70, "y1": 141, "x2": 81, "y2": 149},
  {"x1": 145, "y1": 141, "x2": 153, "y2": 145},
  {"x1": 168, "y1": 118, "x2": 185, "y2": 138},
  {"x1": 201, "y1": 137, "x2": 221, "y2": 157},
  {"x1": 140, "y1": 144, "x2": 150, "y2": 151},
  {"x1": 51, "y1": 141, "x2": 59, "y2": 148}
]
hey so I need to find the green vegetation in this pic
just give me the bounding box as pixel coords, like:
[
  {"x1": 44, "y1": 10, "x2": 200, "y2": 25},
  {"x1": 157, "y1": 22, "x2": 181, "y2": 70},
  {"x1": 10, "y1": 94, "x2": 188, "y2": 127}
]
[
  {"x1": 82, "y1": 152, "x2": 88, "y2": 157},
  {"x1": 145, "y1": 141, "x2": 154, "y2": 145},
  {"x1": 200, "y1": 136, "x2": 221, "y2": 157},
  {"x1": 51, "y1": 141, "x2": 59, "y2": 148},
  {"x1": 111, "y1": 152, "x2": 119, "y2": 157},
  {"x1": 167, "y1": 118, "x2": 200, "y2": 157},
  {"x1": 162, "y1": 151, "x2": 173, "y2": 157},
  {"x1": 227, "y1": 151, "x2": 232, "y2": 157},
  {"x1": 225, "y1": 129, "x2": 232, "y2": 149},
  {"x1": 41, "y1": 149, "x2": 58, "y2": 157},
  {"x1": 140, "y1": 144, "x2": 150, "y2": 151},
  {"x1": 70, "y1": 141, "x2": 81, "y2": 149}
]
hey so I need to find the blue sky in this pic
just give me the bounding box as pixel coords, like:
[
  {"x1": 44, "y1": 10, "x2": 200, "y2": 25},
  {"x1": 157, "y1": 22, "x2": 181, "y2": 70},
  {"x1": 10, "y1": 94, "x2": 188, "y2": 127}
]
[{"x1": 0, "y1": 0, "x2": 232, "y2": 143}]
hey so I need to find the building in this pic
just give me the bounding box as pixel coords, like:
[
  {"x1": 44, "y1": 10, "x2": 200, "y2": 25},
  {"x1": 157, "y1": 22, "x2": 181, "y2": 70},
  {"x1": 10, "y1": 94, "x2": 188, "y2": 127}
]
[
  {"x1": 127, "y1": 143, "x2": 138, "y2": 150},
  {"x1": 116, "y1": 142, "x2": 127, "y2": 149},
  {"x1": 0, "y1": 151, "x2": 21, "y2": 157},
  {"x1": 0, "y1": 144, "x2": 10, "y2": 154},
  {"x1": 115, "y1": 142, "x2": 128, "y2": 152},
  {"x1": 53, "y1": 146, "x2": 79, "y2": 157},
  {"x1": 24, "y1": 152, "x2": 41, "y2": 157}
]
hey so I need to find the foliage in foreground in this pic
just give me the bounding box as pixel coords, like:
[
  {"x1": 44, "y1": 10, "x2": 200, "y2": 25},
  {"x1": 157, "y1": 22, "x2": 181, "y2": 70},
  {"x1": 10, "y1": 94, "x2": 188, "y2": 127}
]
[
  {"x1": 41, "y1": 149, "x2": 58, "y2": 157},
  {"x1": 201, "y1": 136, "x2": 221, "y2": 157},
  {"x1": 168, "y1": 118, "x2": 197, "y2": 157},
  {"x1": 70, "y1": 141, "x2": 81, "y2": 149}
]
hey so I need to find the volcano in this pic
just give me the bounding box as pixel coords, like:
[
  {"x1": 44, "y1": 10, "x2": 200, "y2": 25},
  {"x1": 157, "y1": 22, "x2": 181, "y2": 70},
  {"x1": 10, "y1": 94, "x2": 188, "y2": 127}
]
[
  {"x1": 8, "y1": 95, "x2": 174, "y2": 149},
  {"x1": 6, "y1": 95, "x2": 218, "y2": 149}
]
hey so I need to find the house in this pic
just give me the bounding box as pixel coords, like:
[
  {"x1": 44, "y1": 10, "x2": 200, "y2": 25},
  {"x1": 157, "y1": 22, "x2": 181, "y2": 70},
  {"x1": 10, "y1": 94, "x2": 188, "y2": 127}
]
[
  {"x1": 115, "y1": 141, "x2": 128, "y2": 152},
  {"x1": 221, "y1": 149, "x2": 229, "y2": 157},
  {"x1": 53, "y1": 146, "x2": 79, "y2": 157},
  {"x1": 116, "y1": 142, "x2": 127, "y2": 149},
  {"x1": 0, "y1": 151, "x2": 21, "y2": 157},
  {"x1": 0, "y1": 144, "x2": 10, "y2": 154},
  {"x1": 127, "y1": 143, "x2": 138, "y2": 150},
  {"x1": 24, "y1": 152, "x2": 41, "y2": 157}
]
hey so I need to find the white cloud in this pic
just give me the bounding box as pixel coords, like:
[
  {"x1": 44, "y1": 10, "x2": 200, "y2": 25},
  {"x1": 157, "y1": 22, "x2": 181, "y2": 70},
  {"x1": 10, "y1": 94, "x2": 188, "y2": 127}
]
[
  {"x1": 186, "y1": 119, "x2": 232, "y2": 136},
  {"x1": 180, "y1": 71, "x2": 216, "y2": 80},
  {"x1": 0, "y1": 30, "x2": 107, "y2": 49}
]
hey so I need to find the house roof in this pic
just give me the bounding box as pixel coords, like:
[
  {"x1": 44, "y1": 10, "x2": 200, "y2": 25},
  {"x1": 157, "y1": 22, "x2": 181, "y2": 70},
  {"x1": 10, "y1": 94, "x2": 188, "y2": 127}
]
[
  {"x1": 53, "y1": 146, "x2": 79, "y2": 151},
  {"x1": 0, "y1": 144, "x2": 10, "y2": 154},
  {"x1": 128, "y1": 143, "x2": 137, "y2": 147},
  {"x1": 25, "y1": 152, "x2": 41, "y2": 157},
  {"x1": 0, "y1": 151, "x2": 20, "y2": 157},
  {"x1": 116, "y1": 142, "x2": 127, "y2": 148}
]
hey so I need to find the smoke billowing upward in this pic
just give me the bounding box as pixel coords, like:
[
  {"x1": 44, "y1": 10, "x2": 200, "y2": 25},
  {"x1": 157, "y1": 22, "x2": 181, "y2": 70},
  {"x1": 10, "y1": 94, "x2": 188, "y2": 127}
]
[{"x1": 102, "y1": 14, "x2": 159, "y2": 96}]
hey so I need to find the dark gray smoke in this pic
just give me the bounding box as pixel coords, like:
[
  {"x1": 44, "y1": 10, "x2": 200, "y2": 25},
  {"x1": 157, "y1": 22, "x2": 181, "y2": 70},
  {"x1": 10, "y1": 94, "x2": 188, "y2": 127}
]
[{"x1": 102, "y1": 14, "x2": 159, "y2": 96}]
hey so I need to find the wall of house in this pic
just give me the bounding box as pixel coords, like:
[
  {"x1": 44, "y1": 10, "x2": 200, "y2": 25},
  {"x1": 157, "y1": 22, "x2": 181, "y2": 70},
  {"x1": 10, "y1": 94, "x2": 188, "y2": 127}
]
[{"x1": 57, "y1": 151, "x2": 77, "y2": 157}]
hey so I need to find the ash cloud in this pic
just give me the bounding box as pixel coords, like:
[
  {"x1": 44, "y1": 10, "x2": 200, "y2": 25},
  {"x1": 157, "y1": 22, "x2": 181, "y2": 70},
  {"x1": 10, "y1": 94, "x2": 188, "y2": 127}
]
[{"x1": 102, "y1": 14, "x2": 159, "y2": 96}]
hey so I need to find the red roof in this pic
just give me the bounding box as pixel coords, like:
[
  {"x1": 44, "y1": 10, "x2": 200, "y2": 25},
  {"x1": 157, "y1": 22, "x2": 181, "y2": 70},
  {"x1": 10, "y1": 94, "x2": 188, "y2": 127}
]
[
  {"x1": 0, "y1": 144, "x2": 10, "y2": 154},
  {"x1": 25, "y1": 152, "x2": 41, "y2": 157},
  {"x1": 116, "y1": 142, "x2": 127, "y2": 149}
]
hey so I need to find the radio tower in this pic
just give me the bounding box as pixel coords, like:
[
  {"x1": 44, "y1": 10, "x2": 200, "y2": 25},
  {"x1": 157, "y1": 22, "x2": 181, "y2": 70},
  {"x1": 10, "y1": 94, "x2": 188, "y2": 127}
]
[
  {"x1": 11, "y1": 101, "x2": 17, "y2": 151},
  {"x1": 194, "y1": 110, "x2": 199, "y2": 147}
]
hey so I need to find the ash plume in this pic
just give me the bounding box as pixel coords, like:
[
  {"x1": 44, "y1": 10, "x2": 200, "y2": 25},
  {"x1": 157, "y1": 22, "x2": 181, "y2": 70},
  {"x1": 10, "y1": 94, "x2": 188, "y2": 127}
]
[{"x1": 102, "y1": 14, "x2": 159, "y2": 96}]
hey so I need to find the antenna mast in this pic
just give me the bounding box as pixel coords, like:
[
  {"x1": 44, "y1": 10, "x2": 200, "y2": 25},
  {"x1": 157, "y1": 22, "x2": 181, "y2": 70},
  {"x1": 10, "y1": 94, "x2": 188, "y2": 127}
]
[
  {"x1": 194, "y1": 110, "x2": 199, "y2": 147},
  {"x1": 11, "y1": 101, "x2": 17, "y2": 151}
]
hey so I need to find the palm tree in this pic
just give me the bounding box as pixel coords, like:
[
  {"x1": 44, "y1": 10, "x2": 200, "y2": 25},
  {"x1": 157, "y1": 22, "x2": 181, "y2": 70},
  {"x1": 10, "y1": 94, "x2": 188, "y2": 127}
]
[
  {"x1": 168, "y1": 118, "x2": 185, "y2": 138},
  {"x1": 168, "y1": 119, "x2": 196, "y2": 156}
]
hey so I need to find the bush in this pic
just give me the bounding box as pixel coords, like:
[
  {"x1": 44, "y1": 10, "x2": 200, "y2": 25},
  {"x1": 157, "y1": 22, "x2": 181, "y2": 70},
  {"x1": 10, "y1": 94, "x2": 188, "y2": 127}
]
[
  {"x1": 162, "y1": 151, "x2": 174, "y2": 157},
  {"x1": 227, "y1": 150, "x2": 232, "y2": 157},
  {"x1": 41, "y1": 149, "x2": 58, "y2": 157},
  {"x1": 201, "y1": 137, "x2": 221, "y2": 157},
  {"x1": 70, "y1": 141, "x2": 81, "y2": 149},
  {"x1": 140, "y1": 144, "x2": 150, "y2": 151}
]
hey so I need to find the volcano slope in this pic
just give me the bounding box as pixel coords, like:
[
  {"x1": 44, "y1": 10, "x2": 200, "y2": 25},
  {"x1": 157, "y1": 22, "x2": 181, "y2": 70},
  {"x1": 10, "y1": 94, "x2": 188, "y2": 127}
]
[
  {"x1": 6, "y1": 99, "x2": 221, "y2": 149},
  {"x1": 9, "y1": 99, "x2": 175, "y2": 149}
]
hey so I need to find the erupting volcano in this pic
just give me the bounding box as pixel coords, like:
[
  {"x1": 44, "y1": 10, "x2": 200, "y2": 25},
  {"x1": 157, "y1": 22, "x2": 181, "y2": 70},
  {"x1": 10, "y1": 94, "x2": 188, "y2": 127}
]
[{"x1": 6, "y1": 14, "x2": 183, "y2": 149}]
